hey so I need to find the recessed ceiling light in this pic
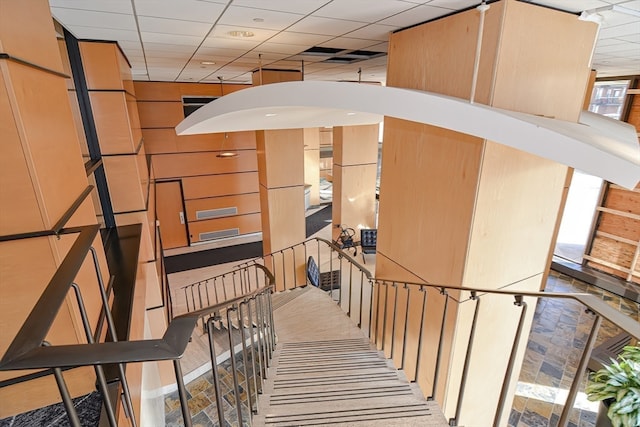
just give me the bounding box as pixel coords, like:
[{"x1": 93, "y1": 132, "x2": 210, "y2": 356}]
[
  {"x1": 346, "y1": 112, "x2": 356, "y2": 116},
  {"x1": 253, "y1": 18, "x2": 264, "y2": 22},
  {"x1": 200, "y1": 61, "x2": 216, "y2": 65},
  {"x1": 228, "y1": 30, "x2": 255, "y2": 38},
  {"x1": 265, "y1": 113, "x2": 277, "y2": 117},
  {"x1": 217, "y1": 152, "x2": 238, "y2": 158}
]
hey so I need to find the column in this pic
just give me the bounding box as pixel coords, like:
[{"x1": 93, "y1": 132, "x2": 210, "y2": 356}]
[{"x1": 375, "y1": 1, "x2": 597, "y2": 425}]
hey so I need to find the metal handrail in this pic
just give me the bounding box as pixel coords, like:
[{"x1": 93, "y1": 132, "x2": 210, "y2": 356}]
[{"x1": 0, "y1": 224, "x2": 276, "y2": 427}]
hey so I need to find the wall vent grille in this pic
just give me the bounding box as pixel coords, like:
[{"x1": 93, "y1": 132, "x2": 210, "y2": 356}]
[
  {"x1": 199, "y1": 228, "x2": 240, "y2": 241},
  {"x1": 196, "y1": 207, "x2": 238, "y2": 220}
]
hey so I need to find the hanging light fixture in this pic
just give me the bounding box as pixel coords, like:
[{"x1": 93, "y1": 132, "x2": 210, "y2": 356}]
[{"x1": 216, "y1": 76, "x2": 238, "y2": 158}]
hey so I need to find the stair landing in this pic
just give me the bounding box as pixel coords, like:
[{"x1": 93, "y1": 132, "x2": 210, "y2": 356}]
[{"x1": 253, "y1": 287, "x2": 447, "y2": 426}]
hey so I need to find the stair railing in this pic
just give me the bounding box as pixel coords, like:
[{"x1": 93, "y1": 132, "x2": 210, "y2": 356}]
[
  {"x1": 178, "y1": 236, "x2": 640, "y2": 427},
  {"x1": 0, "y1": 224, "x2": 276, "y2": 427}
]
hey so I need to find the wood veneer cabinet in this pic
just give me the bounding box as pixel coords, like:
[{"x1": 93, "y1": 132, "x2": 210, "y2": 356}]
[{"x1": 376, "y1": 1, "x2": 597, "y2": 425}]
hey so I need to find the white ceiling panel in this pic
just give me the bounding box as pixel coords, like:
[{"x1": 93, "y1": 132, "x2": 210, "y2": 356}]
[
  {"x1": 240, "y1": 51, "x2": 291, "y2": 61},
  {"x1": 63, "y1": 26, "x2": 140, "y2": 42},
  {"x1": 218, "y1": 6, "x2": 304, "y2": 30},
  {"x1": 345, "y1": 24, "x2": 397, "y2": 42},
  {"x1": 378, "y1": 4, "x2": 454, "y2": 26},
  {"x1": 598, "y1": 41, "x2": 640, "y2": 52},
  {"x1": 313, "y1": 0, "x2": 416, "y2": 23},
  {"x1": 266, "y1": 31, "x2": 333, "y2": 46},
  {"x1": 51, "y1": 8, "x2": 137, "y2": 31},
  {"x1": 367, "y1": 42, "x2": 389, "y2": 52},
  {"x1": 616, "y1": 32, "x2": 640, "y2": 43},
  {"x1": 137, "y1": 16, "x2": 212, "y2": 37},
  {"x1": 288, "y1": 16, "x2": 366, "y2": 36},
  {"x1": 140, "y1": 32, "x2": 204, "y2": 46},
  {"x1": 229, "y1": 0, "x2": 332, "y2": 15},
  {"x1": 50, "y1": 0, "x2": 134, "y2": 14},
  {"x1": 599, "y1": 22, "x2": 640, "y2": 38},
  {"x1": 209, "y1": 24, "x2": 278, "y2": 42},
  {"x1": 203, "y1": 36, "x2": 262, "y2": 50},
  {"x1": 134, "y1": 0, "x2": 226, "y2": 23},
  {"x1": 319, "y1": 37, "x2": 381, "y2": 50},
  {"x1": 254, "y1": 42, "x2": 307, "y2": 55},
  {"x1": 531, "y1": 0, "x2": 611, "y2": 12},
  {"x1": 428, "y1": 0, "x2": 481, "y2": 10}
]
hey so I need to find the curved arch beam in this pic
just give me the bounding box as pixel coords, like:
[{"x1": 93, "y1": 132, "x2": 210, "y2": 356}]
[{"x1": 176, "y1": 81, "x2": 639, "y2": 189}]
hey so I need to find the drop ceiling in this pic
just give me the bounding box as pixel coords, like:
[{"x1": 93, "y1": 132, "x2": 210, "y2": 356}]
[{"x1": 50, "y1": 0, "x2": 640, "y2": 84}]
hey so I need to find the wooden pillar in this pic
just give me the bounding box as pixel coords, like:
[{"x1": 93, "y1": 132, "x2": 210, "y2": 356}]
[
  {"x1": 0, "y1": 0, "x2": 110, "y2": 416},
  {"x1": 375, "y1": 1, "x2": 597, "y2": 425},
  {"x1": 332, "y1": 124, "x2": 379, "y2": 233},
  {"x1": 254, "y1": 69, "x2": 306, "y2": 290},
  {"x1": 304, "y1": 128, "x2": 320, "y2": 207}
]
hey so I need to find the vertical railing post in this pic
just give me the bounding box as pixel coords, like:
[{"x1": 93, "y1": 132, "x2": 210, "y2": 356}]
[
  {"x1": 173, "y1": 360, "x2": 193, "y2": 427},
  {"x1": 430, "y1": 288, "x2": 449, "y2": 400},
  {"x1": 400, "y1": 284, "x2": 411, "y2": 370},
  {"x1": 43, "y1": 341, "x2": 81, "y2": 427},
  {"x1": 246, "y1": 298, "x2": 262, "y2": 398},
  {"x1": 450, "y1": 292, "x2": 480, "y2": 426},
  {"x1": 237, "y1": 302, "x2": 254, "y2": 417},
  {"x1": 368, "y1": 279, "x2": 375, "y2": 338},
  {"x1": 493, "y1": 295, "x2": 528, "y2": 427},
  {"x1": 390, "y1": 282, "x2": 399, "y2": 360},
  {"x1": 227, "y1": 307, "x2": 244, "y2": 426},
  {"x1": 414, "y1": 286, "x2": 428, "y2": 383},
  {"x1": 558, "y1": 312, "x2": 602, "y2": 427},
  {"x1": 206, "y1": 318, "x2": 226, "y2": 427},
  {"x1": 381, "y1": 281, "x2": 389, "y2": 352},
  {"x1": 358, "y1": 270, "x2": 365, "y2": 327}
]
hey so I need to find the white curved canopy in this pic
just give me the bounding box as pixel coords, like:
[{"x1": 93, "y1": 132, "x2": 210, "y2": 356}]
[{"x1": 176, "y1": 81, "x2": 640, "y2": 189}]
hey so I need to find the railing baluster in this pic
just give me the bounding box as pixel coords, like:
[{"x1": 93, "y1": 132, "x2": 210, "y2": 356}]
[
  {"x1": 246, "y1": 298, "x2": 262, "y2": 398},
  {"x1": 43, "y1": 341, "x2": 81, "y2": 427},
  {"x1": 330, "y1": 247, "x2": 334, "y2": 295},
  {"x1": 291, "y1": 247, "x2": 297, "y2": 288},
  {"x1": 88, "y1": 247, "x2": 137, "y2": 427},
  {"x1": 238, "y1": 302, "x2": 254, "y2": 417},
  {"x1": 221, "y1": 275, "x2": 228, "y2": 301},
  {"x1": 338, "y1": 254, "x2": 343, "y2": 307},
  {"x1": 227, "y1": 307, "x2": 244, "y2": 426},
  {"x1": 368, "y1": 280, "x2": 374, "y2": 338},
  {"x1": 382, "y1": 281, "x2": 389, "y2": 352},
  {"x1": 70, "y1": 284, "x2": 117, "y2": 427},
  {"x1": 280, "y1": 250, "x2": 287, "y2": 290},
  {"x1": 390, "y1": 282, "x2": 399, "y2": 360},
  {"x1": 232, "y1": 272, "x2": 239, "y2": 297},
  {"x1": 253, "y1": 294, "x2": 266, "y2": 380},
  {"x1": 213, "y1": 277, "x2": 219, "y2": 304},
  {"x1": 206, "y1": 318, "x2": 226, "y2": 427},
  {"x1": 359, "y1": 270, "x2": 365, "y2": 327},
  {"x1": 450, "y1": 292, "x2": 480, "y2": 426},
  {"x1": 197, "y1": 283, "x2": 205, "y2": 330},
  {"x1": 173, "y1": 360, "x2": 192, "y2": 427},
  {"x1": 430, "y1": 288, "x2": 449, "y2": 400},
  {"x1": 414, "y1": 287, "x2": 428, "y2": 383},
  {"x1": 558, "y1": 312, "x2": 602, "y2": 427},
  {"x1": 268, "y1": 289, "x2": 276, "y2": 351},
  {"x1": 494, "y1": 295, "x2": 528, "y2": 427},
  {"x1": 401, "y1": 284, "x2": 411, "y2": 370},
  {"x1": 348, "y1": 265, "x2": 354, "y2": 317}
]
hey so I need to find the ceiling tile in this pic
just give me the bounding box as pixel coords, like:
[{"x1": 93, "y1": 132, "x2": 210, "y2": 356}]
[
  {"x1": 253, "y1": 42, "x2": 307, "y2": 54},
  {"x1": 616, "y1": 33, "x2": 640, "y2": 43},
  {"x1": 378, "y1": 4, "x2": 453, "y2": 27},
  {"x1": 287, "y1": 16, "x2": 366, "y2": 36},
  {"x1": 228, "y1": 0, "x2": 331, "y2": 15},
  {"x1": 599, "y1": 22, "x2": 640, "y2": 38},
  {"x1": 63, "y1": 25, "x2": 140, "y2": 42},
  {"x1": 50, "y1": 0, "x2": 133, "y2": 14},
  {"x1": 428, "y1": 0, "x2": 480, "y2": 10},
  {"x1": 203, "y1": 36, "x2": 262, "y2": 50},
  {"x1": 344, "y1": 24, "x2": 397, "y2": 41},
  {"x1": 137, "y1": 16, "x2": 212, "y2": 37},
  {"x1": 51, "y1": 8, "x2": 137, "y2": 31},
  {"x1": 194, "y1": 46, "x2": 247, "y2": 59},
  {"x1": 530, "y1": 0, "x2": 611, "y2": 13},
  {"x1": 134, "y1": 0, "x2": 226, "y2": 23},
  {"x1": 141, "y1": 32, "x2": 204, "y2": 46},
  {"x1": 210, "y1": 24, "x2": 278, "y2": 42},
  {"x1": 241, "y1": 51, "x2": 291, "y2": 60},
  {"x1": 597, "y1": 40, "x2": 640, "y2": 53},
  {"x1": 313, "y1": 0, "x2": 416, "y2": 23},
  {"x1": 218, "y1": 6, "x2": 304, "y2": 30},
  {"x1": 319, "y1": 37, "x2": 381, "y2": 50},
  {"x1": 266, "y1": 31, "x2": 333, "y2": 46}
]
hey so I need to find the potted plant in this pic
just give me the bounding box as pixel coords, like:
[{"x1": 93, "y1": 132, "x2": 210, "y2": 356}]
[{"x1": 586, "y1": 345, "x2": 640, "y2": 427}]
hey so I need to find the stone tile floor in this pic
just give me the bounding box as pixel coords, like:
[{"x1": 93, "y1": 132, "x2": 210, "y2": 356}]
[{"x1": 509, "y1": 271, "x2": 639, "y2": 427}]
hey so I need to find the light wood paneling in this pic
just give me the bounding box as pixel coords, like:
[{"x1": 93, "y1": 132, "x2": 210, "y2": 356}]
[
  {"x1": 89, "y1": 91, "x2": 137, "y2": 154},
  {"x1": 377, "y1": 118, "x2": 483, "y2": 285},
  {"x1": 252, "y1": 69, "x2": 302, "y2": 85},
  {"x1": 182, "y1": 172, "x2": 259, "y2": 200},
  {"x1": 115, "y1": 211, "x2": 155, "y2": 262},
  {"x1": 333, "y1": 125, "x2": 379, "y2": 166},
  {"x1": 137, "y1": 101, "x2": 184, "y2": 128},
  {"x1": 155, "y1": 181, "x2": 188, "y2": 249},
  {"x1": 103, "y1": 155, "x2": 146, "y2": 213},
  {"x1": 332, "y1": 164, "x2": 377, "y2": 229},
  {"x1": 79, "y1": 41, "x2": 124, "y2": 91},
  {"x1": 0, "y1": 68, "x2": 44, "y2": 234},
  {"x1": 4, "y1": 61, "x2": 89, "y2": 229},
  {"x1": 256, "y1": 129, "x2": 304, "y2": 188},
  {"x1": 188, "y1": 213, "x2": 261, "y2": 243},
  {"x1": 134, "y1": 82, "x2": 182, "y2": 101},
  {"x1": 152, "y1": 151, "x2": 258, "y2": 179},
  {"x1": 0, "y1": 0, "x2": 64, "y2": 73},
  {"x1": 185, "y1": 193, "x2": 260, "y2": 222},
  {"x1": 142, "y1": 128, "x2": 256, "y2": 154},
  {"x1": 259, "y1": 186, "x2": 305, "y2": 254},
  {"x1": 319, "y1": 128, "x2": 333, "y2": 146}
]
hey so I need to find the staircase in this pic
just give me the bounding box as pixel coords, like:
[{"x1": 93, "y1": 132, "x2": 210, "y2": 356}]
[{"x1": 253, "y1": 286, "x2": 448, "y2": 427}]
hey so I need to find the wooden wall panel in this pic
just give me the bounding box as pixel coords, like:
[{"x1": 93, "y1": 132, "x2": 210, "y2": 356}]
[
  {"x1": 333, "y1": 124, "x2": 379, "y2": 166},
  {"x1": 257, "y1": 129, "x2": 304, "y2": 188},
  {"x1": 0, "y1": 68, "x2": 44, "y2": 234},
  {"x1": 596, "y1": 211, "x2": 640, "y2": 240},
  {"x1": 152, "y1": 151, "x2": 258, "y2": 179},
  {"x1": 134, "y1": 82, "x2": 183, "y2": 101},
  {"x1": 5, "y1": 62, "x2": 89, "y2": 228},
  {"x1": 79, "y1": 42, "x2": 124, "y2": 91},
  {"x1": 182, "y1": 172, "x2": 259, "y2": 199},
  {"x1": 259, "y1": 186, "x2": 305, "y2": 253},
  {"x1": 603, "y1": 187, "x2": 640, "y2": 217},
  {"x1": 304, "y1": 128, "x2": 320, "y2": 206},
  {"x1": 185, "y1": 193, "x2": 260, "y2": 222},
  {"x1": 137, "y1": 101, "x2": 184, "y2": 128},
  {"x1": 103, "y1": 155, "x2": 146, "y2": 213},
  {"x1": 89, "y1": 91, "x2": 136, "y2": 154},
  {"x1": 332, "y1": 164, "x2": 377, "y2": 229},
  {"x1": 188, "y1": 213, "x2": 261, "y2": 243},
  {"x1": 252, "y1": 69, "x2": 302, "y2": 85},
  {"x1": 143, "y1": 128, "x2": 256, "y2": 154},
  {"x1": 0, "y1": 0, "x2": 64, "y2": 73},
  {"x1": 127, "y1": 93, "x2": 142, "y2": 146}
]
